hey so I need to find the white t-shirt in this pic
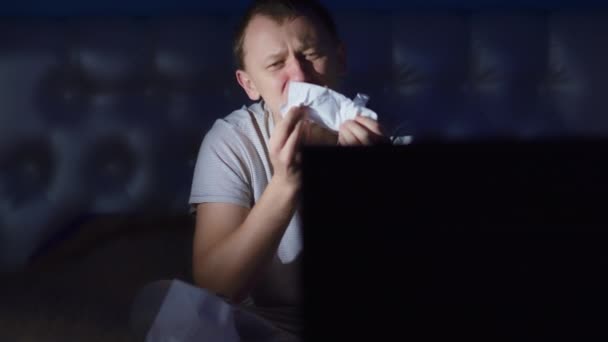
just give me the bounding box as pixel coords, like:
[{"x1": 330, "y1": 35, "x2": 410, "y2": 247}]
[{"x1": 189, "y1": 101, "x2": 302, "y2": 308}]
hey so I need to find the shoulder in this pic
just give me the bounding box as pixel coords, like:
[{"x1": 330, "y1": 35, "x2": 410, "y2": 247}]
[
  {"x1": 200, "y1": 102, "x2": 266, "y2": 152},
  {"x1": 204, "y1": 102, "x2": 267, "y2": 146},
  {"x1": 219, "y1": 102, "x2": 266, "y2": 132}
]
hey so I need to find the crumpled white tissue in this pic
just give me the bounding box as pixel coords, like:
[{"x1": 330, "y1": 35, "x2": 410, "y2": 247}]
[{"x1": 280, "y1": 81, "x2": 378, "y2": 131}]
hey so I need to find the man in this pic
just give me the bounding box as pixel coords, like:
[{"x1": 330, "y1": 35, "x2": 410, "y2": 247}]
[
  {"x1": 142, "y1": 0, "x2": 387, "y2": 340},
  {"x1": 190, "y1": 0, "x2": 387, "y2": 337}
]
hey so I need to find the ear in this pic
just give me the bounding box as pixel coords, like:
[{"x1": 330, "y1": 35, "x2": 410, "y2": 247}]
[
  {"x1": 336, "y1": 42, "x2": 347, "y2": 77},
  {"x1": 236, "y1": 69, "x2": 261, "y2": 101}
]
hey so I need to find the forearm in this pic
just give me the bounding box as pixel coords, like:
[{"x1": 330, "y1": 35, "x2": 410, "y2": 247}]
[{"x1": 195, "y1": 177, "x2": 299, "y2": 300}]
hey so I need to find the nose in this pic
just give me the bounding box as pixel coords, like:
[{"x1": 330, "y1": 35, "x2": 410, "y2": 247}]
[{"x1": 286, "y1": 56, "x2": 308, "y2": 83}]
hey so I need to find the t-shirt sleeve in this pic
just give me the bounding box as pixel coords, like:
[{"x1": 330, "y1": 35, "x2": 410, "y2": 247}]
[{"x1": 189, "y1": 120, "x2": 253, "y2": 210}]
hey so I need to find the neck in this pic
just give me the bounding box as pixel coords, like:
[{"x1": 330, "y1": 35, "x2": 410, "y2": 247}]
[{"x1": 262, "y1": 101, "x2": 281, "y2": 126}]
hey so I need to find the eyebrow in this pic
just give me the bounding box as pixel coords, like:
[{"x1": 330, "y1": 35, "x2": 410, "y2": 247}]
[
  {"x1": 262, "y1": 37, "x2": 323, "y2": 64},
  {"x1": 264, "y1": 50, "x2": 287, "y2": 64},
  {"x1": 299, "y1": 35, "x2": 320, "y2": 50}
]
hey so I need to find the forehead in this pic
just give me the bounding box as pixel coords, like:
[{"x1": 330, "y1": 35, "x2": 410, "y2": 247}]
[{"x1": 242, "y1": 14, "x2": 328, "y2": 59}]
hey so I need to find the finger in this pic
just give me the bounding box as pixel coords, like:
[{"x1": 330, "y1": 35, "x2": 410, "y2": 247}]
[
  {"x1": 272, "y1": 106, "x2": 307, "y2": 149},
  {"x1": 307, "y1": 121, "x2": 338, "y2": 146},
  {"x1": 342, "y1": 120, "x2": 373, "y2": 145},
  {"x1": 339, "y1": 122, "x2": 364, "y2": 146},
  {"x1": 301, "y1": 120, "x2": 313, "y2": 145},
  {"x1": 282, "y1": 120, "x2": 305, "y2": 162},
  {"x1": 354, "y1": 116, "x2": 385, "y2": 136},
  {"x1": 353, "y1": 117, "x2": 390, "y2": 144}
]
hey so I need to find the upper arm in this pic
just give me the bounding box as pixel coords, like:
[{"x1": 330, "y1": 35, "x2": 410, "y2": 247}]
[
  {"x1": 190, "y1": 121, "x2": 254, "y2": 208},
  {"x1": 193, "y1": 202, "x2": 250, "y2": 269},
  {"x1": 189, "y1": 120, "x2": 255, "y2": 283}
]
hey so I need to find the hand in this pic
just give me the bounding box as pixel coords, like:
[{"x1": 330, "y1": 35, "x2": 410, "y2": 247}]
[
  {"x1": 338, "y1": 116, "x2": 389, "y2": 146},
  {"x1": 269, "y1": 106, "x2": 308, "y2": 189},
  {"x1": 303, "y1": 121, "x2": 339, "y2": 146}
]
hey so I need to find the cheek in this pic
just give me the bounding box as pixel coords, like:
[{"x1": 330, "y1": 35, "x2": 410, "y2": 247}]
[
  {"x1": 312, "y1": 59, "x2": 327, "y2": 75},
  {"x1": 315, "y1": 61, "x2": 338, "y2": 88},
  {"x1": 259, "y1": 72, "x2": 291, "y2": 111},
  {"x1": 259, "y1": 73, "x2": 287, "y2": 96},
  {"x1": 314, "y1": 58, "x2": 334, "y2": 82}
]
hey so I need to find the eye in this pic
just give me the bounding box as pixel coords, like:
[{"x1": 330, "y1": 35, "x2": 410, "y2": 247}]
[
  {"x1": 267, "y1": 60, "x2": 284, "y2": 70},
  {"x1": 304, "y1": 51, "x2": 321, "y2": 60}
]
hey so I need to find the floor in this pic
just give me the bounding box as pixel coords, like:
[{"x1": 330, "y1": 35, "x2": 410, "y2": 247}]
[{"x1": 0, "y1": 215, "x2": 194, "y2": 341}]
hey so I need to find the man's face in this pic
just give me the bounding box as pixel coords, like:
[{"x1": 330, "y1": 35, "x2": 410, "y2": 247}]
[{"x1": 236, "y1": 13, "x2": 345, "y2": 118}]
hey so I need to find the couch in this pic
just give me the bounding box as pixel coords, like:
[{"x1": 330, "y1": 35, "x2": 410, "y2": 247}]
[{"x1": 1, "y1": 6, "x2": 607, "y2": 340}]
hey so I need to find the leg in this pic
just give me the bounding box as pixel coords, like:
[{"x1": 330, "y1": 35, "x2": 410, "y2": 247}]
[
  {"x1": 130, "y1": 279, "x2": 299, "y2": 342},
  {"x1": 129, "y1": 279, "x2": 173, "y2": 341}
]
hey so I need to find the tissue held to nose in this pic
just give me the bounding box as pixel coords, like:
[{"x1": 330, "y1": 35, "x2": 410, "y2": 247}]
[{"x1": 280, "y1": 81, "x2": 378, "y2": 132}]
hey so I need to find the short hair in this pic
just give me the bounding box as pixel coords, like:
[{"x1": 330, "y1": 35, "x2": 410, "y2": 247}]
[{"x1": 233, "y1": 0, "x2": 340, "y2": 70}]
